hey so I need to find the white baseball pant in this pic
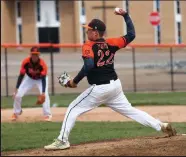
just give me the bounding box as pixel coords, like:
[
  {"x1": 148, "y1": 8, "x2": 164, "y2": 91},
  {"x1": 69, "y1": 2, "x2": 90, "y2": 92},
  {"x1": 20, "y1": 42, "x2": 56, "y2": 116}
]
[
  {"x1": 13, "y1": 75, "x2": 51, "y2": 116},
  {"x1": 58, "y1": 79, "x2": 162, "y2": 142}
]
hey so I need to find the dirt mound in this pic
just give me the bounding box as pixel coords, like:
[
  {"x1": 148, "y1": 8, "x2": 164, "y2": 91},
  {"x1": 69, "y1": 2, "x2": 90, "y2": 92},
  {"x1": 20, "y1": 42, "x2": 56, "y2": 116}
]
[
  {"x1": 2, "y1": 135, "x2": 186, "y2": 156},
  {"x1": 2, "y1": 106, "x2": 186, "y2": 156}
]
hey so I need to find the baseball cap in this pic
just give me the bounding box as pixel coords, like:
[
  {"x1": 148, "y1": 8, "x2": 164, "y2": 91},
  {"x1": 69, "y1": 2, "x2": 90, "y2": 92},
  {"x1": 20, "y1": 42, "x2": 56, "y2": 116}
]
[
  {"x1": 30, "y1": 46, "x2": 40, "y2": 55},
  {"x1": 83, "y1": 19, "x2": 106, "y2": 32}
]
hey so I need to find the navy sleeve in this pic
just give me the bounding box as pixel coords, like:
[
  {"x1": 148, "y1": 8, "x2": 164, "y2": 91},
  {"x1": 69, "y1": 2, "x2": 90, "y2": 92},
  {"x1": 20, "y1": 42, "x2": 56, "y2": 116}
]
[
  {"x1": 73, "y1": 66, "x2": 85, "y2": 84},
  {"x1": 73, "y1": 58, "x2": 94, "y2": 84},
  {"x1": 16, "y1": 74, "x2": 25, "y2": 89},
  {"x1": 41, "y1": 76, "x2": 46, "y2": 93},
  {"x1": 123, "y1": 13, "x2": 136, "y2": 44},
  {"x1": 83, "y1": 57, "x2": 94, "y2": 75}
]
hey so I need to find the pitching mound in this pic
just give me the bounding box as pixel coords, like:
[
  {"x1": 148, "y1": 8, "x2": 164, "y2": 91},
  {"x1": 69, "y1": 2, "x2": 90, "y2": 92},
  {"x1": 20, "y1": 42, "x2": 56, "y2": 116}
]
[
  {"x1": 2, "y1": 135, "x2": 186, "y2": 156},
  {"x1": 2, "y1": 106, "x2": 186, "y2": 156}
]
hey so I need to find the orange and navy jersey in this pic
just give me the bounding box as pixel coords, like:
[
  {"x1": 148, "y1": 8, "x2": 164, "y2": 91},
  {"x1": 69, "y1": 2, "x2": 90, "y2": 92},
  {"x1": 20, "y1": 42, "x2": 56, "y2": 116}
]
[
  {"x1": 82, "y1": 37, "x2": 127, "y2": 58},
  {"x1": 81, "y1": 37, "x2": 127, "y2": 85},
  {"x1": 20, "y1": 57, "x2": 48, "y2": 80}
]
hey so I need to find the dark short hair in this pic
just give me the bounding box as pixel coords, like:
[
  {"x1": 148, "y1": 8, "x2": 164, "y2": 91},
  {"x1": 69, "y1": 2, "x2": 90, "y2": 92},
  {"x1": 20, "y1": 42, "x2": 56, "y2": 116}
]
[{"x1": 98, "y1": 30, "x2": 105, "y2": 37}]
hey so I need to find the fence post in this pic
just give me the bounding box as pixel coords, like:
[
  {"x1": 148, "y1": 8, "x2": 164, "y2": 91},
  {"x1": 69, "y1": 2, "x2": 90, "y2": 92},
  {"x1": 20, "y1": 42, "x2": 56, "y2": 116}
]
[
  {"x1": 132, "y1": 47, "x2": 137, "y2": 92},
  {"x1": 170, "y1": 47, "x2": 174, "y2": 91},
  {"x1": 4, "y1": 47, "x2": 9, "y2": 97},
  {"x1": 50, "y1": 45, "x2": 55, "y2": 95}
]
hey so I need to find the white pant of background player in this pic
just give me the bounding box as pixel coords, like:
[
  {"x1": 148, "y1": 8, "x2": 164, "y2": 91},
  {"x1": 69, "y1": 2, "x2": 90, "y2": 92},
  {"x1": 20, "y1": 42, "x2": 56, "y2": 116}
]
[
  {"x1": 58, "y1": 79, "x2": 163, "y2": 142},
  {"x1": 13, "y1": 75, "x2": 51, "y2": 116}
]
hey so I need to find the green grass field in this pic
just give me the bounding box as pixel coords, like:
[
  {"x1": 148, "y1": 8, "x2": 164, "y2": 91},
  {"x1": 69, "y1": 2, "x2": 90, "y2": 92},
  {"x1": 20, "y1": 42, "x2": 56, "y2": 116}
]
[
  {"x1": 1, "y1": 92, "x2": 186, "y2": 109},
  {"x1": 1, "y1": 92, "x2": 186, "y2": 152},
  {"x1": 1, "y1": 122, "x2": 186, "y2": 152}
]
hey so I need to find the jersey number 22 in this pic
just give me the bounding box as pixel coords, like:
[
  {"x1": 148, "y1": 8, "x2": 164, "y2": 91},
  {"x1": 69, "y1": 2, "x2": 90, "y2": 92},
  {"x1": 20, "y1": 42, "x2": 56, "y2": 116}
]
[{"x1": 97, "y1": 50, "x2": 114, "y2": 67}]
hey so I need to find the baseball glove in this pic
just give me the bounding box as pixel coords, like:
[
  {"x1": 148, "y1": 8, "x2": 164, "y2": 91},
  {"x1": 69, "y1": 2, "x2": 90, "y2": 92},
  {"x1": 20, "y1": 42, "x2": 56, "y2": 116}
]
[
  {"x1": 36, "y1": 94, "x2": 45, "y2": 105},
  {"x1": 57, "y1": 71, "x2": 71, "y2": 87}
]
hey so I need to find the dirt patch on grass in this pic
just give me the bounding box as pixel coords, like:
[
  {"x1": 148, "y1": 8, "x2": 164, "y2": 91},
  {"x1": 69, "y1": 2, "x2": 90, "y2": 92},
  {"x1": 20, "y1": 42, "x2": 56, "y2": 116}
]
[
  {"x1": 1, "y1": 106, "x2": 186, "y2": 156},
  {"x1": 2, "y1": 135, "x2": 186, "y2": 156},
  {"x1": 1, "y1": 106, "x2": 186, "y2": 123}
]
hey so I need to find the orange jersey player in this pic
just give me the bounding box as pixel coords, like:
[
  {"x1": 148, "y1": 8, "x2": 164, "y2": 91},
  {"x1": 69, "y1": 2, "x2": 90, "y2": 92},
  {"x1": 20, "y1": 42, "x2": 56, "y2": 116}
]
[
  {"x1": 45, "y1": 8, "x2": 176, "y2": 150},
  {"x1": 11, "y1": 47, "x2": 52, "y2": 121}
]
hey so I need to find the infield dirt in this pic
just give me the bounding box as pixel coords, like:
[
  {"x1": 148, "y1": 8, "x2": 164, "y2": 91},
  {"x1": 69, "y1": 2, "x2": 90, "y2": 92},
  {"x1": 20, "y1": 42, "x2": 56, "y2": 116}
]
[{"x1": 1, "y1": 106, "x2": 186, "y2": 156}]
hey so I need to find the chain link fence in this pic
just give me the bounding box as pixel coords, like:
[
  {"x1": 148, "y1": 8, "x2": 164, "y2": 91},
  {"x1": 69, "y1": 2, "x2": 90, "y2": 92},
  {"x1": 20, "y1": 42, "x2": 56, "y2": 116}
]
[{"x1": 1, "y1": 45, "x2": 186, "y2": 96}]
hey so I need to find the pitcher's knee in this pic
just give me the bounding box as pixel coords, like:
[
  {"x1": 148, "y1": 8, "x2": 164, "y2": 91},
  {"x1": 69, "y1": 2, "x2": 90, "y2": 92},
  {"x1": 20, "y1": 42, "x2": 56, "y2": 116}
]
[{"x1": 123, "y1": 106, "x2": 138, "y2": 114}]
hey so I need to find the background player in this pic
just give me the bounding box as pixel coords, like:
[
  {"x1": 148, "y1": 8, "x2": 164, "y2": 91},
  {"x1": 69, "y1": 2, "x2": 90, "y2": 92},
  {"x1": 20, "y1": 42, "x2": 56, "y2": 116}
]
[
  {"x1": 44, "y1": 8, "x2": 176, "y2": 150},
  {"x1": 11, "y1": 47, "x2": 52, "y2": 121}
]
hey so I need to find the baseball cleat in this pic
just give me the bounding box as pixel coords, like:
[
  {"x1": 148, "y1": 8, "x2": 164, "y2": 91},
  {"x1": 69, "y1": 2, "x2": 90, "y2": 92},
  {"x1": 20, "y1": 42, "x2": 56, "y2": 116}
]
[
  {"x1": 44, "y1": 115, "x2": 52, "y2": 122},
  {"x1": 44, "y1": 139, "x2": 70, "y2": 150},
  {"x1": 11, "y1": 113, "x2": 18, "y2": 121},
  {"x1": 161, "y1": 123, "x2": 177, "y2": 137},
  {"x1": 11, "y1": 110, "x2": 23, "y2": 121}
]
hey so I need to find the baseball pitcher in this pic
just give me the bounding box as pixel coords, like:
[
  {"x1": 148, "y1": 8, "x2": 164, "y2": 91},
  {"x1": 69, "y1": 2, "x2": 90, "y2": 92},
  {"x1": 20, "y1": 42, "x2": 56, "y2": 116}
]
[
  {"x1": 45, "y1": 8, "x2": 176, "y2": 150},
  {"x1": 11, "y1": 47, "x2": 52, "y2": 121}
]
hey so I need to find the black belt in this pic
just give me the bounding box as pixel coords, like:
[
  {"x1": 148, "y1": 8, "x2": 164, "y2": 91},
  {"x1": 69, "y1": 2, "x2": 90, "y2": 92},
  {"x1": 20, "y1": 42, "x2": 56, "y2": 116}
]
[{"x1": 94, "y1": 77, "x2": 118, "y2": 85}]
